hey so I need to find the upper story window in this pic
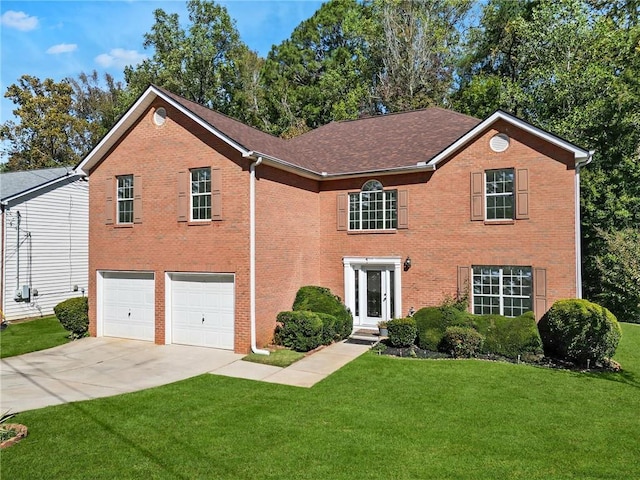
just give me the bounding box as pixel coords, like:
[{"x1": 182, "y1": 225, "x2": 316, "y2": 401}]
[
  {"x1": 485, "y1": 168, "x2": 514, "y2": 220},
  {"x1": 472, "y1": 265, "x2": 532, "y2": 317},
  {"x1": 117, "y1": 175, "x2": 134, "y2": 224},
  {"x1": 349, "y1": 180, "x2": 397, "y2": 230},
  {"x1": 191, "y1": 167, "x2": 212, "y2": 221},
  {"x1": 471, "y1": 168, "x2": 528, "y2": 222}
]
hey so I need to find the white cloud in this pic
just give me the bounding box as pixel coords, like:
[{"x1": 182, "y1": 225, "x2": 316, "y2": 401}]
[
  {"x1": 1, "y1": 10, "x2": 38, "y2": 31},
  {"x1": 95, "y1": 48, "x2": 146, "y2": 69},
  {"x1": 46, "y1": 43, "x2": 78, "y2": 54}
]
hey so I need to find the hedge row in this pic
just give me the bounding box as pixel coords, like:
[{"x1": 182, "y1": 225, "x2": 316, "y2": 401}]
[{"x1": 413, "y1": 306, "x2": 543, "y2": 359}]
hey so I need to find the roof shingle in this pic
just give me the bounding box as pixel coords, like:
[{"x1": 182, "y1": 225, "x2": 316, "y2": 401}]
[{"x1": 158, "y1": 87, "x2": 481, "y2": 175}]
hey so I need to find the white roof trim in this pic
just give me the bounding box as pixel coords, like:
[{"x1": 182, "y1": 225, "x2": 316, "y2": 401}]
[
  {"x1": 76, "y1": 85, "x2": 251, "y2": 175},
  {"x1": 2, "y1": 172, "x2": 83, "y2": 206},
  {"x1": 427, "y1": 110, "x2": 591, "y2": 168},
  {"x1": 244, "y1": 150, "x2": 435, "y2": 181}
]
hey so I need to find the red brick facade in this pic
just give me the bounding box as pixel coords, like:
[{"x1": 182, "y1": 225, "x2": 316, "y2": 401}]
[{"x1": 82, "y1": 88, "x2": 586, "y2": 353}]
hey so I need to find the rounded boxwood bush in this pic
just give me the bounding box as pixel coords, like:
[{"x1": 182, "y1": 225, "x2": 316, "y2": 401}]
[
  {"x1": 474, "y1": 312, "x2": 543, "y2": 359},
  {"x1": 292, "y1": 286, "x2": 353, "y2": 340},
  {"x1": 414, "y1": 306, "x2": 470, "y2": 350},
  {"x1": 538, "y1": 299, "x2": 622, "y2": 364},
  {"x1": 316, "y1": 312, "x2": 339, "y2": 345},
  {"x1": 275, "y1": 311, "x2": 323, "y2": 352},
  {"x1": 54, "y1": 296, "x2": 89, "y2": 338},
  {"x1": 440, "y1": 326, "x2": 484, "y2": 358},
  {"x1": 387, "y1": 317, "x2": 417, "y2": 347}
]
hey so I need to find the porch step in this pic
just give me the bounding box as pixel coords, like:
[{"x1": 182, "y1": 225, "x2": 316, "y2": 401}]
[{"x1": 347, "y1": 329, "x2": 381, "y2": 346}]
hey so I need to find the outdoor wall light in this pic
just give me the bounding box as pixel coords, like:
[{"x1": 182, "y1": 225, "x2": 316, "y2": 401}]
[{"x1": 404, "y1": 256, "x2": 412, "y2": 271}]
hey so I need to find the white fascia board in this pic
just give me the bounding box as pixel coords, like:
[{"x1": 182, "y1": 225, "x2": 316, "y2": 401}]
[
  {"x1": 244, "y1": 151, "x2": 320, "y2": 180},
  {"x1": 76, "y1": 85, "x2": 251, "y2": 176},
  {"x1": 427, "y1": 110, "x2": 591, "y2": 168},
  {"x1": 76, "y1": 86, "x2": 158, "y2": 175},
  {"x1": 245, "y1": 151, "x2": 436, "y2": 181},
  {"x1": 2, "y1": 173, "x2": 83, "y2": 206}
]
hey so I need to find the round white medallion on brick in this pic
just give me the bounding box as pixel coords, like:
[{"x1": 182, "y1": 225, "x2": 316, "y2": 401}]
[
  {"x1": 153, "y1": 107, "x2": 167, "y2": 126},
  {"x1": 490, "y1": 133, "x2": 510, "y2": 152}
]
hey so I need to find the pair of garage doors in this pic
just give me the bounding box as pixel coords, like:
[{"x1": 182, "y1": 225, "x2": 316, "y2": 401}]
[{"x1": 101, "y1": 272, "x2": 234, "y2": 350}]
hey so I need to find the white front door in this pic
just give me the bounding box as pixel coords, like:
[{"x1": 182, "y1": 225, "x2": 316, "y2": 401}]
[{"x1": 343, "y1": 257, "x2": 402, "y2": 328}]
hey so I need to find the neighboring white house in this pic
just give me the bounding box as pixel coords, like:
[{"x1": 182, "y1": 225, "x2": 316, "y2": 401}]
[{"x1": 1, "y1": 167, "x2": 88, "y2": 321}]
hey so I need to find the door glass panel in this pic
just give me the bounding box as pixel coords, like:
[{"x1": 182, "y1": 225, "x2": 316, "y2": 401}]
[
  {"x1": 367, "y1": 270, "x2": 382, "y2": 318},
  {"x1": 389, "y1": 272, "x2": 395, "y2": 319}
]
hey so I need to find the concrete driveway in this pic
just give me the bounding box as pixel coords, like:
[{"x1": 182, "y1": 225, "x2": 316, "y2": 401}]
[{"x1": 0, "y1": 337, "x2": 243, "y2": 413}]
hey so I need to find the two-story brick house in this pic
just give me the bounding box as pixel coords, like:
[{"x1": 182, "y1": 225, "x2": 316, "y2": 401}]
[{"x1": 77, "y1": 85, "x2": 592, "y2": 354}]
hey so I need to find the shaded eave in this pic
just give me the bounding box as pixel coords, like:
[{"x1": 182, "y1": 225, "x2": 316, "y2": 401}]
[
  {"x1": 426, "y1": 110, "x2": 593, "y2": 169},
  {"x1": 242, "y1": 150, "x2": 435, "y2": 181}
]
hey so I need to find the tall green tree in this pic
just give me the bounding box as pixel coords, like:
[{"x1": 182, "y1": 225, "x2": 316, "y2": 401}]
[
  {"x1": 454, "y1": 0, "x2": 640, "y2": 319},
  {"x1": 1, "y1": 75, "x2": 89, "y2": 170},
  {"x1": 124, "y1": 0, "x2": 253, "y2": 119},
  {"x1": 67, "y1": 70, "x2": 128, "y2": 150},
  {"x1": 261, "y1": 0, "x2": 378, "y2": 136},
  {"x1": 373, "y1": 0, "x2": 472, "y2": 112}
]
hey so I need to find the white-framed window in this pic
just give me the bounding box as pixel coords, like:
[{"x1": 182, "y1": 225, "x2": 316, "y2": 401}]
[
  {"x1": 472, "y1": 266, "x2": 532, "y2": 317},
  {"x1": 191, "y1": 167, "x2": 211, "y2": 221},
  {"x1": 117, "y1": 175, "x2": 134, "y2": 224},
  {"x1": 349, "y1": 180, "x2": 397, "y2": 230},
  {"x1": 485, "y1": 169, "x2": 514, "y2": 220}
]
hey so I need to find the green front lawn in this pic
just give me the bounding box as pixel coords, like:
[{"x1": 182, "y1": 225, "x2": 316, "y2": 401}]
[
  {"x1": 243, "y1": 347, "x2": 305, "y2": 367},
  {"x1": 1, "y1": 324, "x2": 639, "y2": 479},
  {"x1": 0, "y1": 316, "x2": 69, "y2": 358}
]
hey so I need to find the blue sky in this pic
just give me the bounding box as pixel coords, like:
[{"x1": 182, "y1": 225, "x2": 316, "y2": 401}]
[{"x1": 0, "y1": 0, "x2": 324, "y2": 124}]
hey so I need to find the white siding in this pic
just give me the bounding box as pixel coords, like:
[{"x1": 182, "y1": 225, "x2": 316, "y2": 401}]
[{"x1": 2, "y1": 179, "x2": 88, "y2": 321}]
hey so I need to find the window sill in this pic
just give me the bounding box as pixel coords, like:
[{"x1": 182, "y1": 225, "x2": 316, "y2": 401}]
[
  {"x1": 483, "y1": 220, "x2": 515, "y2": 226},
  {"x1": 347, "y1": 229, "x2": 397, "y2": 235},
  {"x1": 114, "y1": 223, "x2": 133, "y2": 228},
  {"x1": 188, "y1": 220, "x2": 212, "y2": 226}
]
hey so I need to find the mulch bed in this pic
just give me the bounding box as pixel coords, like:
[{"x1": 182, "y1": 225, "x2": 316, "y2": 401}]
[{"x1": 373, "y1": 340, "x2": 621, "y2": 372}]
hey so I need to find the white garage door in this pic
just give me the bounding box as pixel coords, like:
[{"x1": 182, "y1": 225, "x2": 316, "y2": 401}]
[
  {"x1": 102, "y1": 272, "x2": 155, "y2": 341},
  {"x1": 171, "y1": 273, "x2": 235, "y2": 350}
]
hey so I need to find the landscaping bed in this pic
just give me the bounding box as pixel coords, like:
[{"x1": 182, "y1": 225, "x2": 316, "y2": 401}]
[{"x1": 373, "y1": 340, "x2": 622, "y2": 372}]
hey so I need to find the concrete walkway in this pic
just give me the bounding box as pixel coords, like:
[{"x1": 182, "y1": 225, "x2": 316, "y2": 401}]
[{"x1": 0, "y1": 337, "x2": 372, "y2": 413}]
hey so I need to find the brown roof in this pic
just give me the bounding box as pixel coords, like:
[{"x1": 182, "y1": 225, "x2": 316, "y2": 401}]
[
  {"x1": 159, "y1": 87, "x2": 481, "y2": 175},
  {"x1": 289, "y1": 109, "x2": 481, "y2": 174}
]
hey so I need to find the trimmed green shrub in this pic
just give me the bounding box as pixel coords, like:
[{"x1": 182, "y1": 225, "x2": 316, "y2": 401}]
[
  {"x1": 275, "y1": 311, "x2": 323, "y2": 352},
  {"x1": 414, "y1": 306, "x2": 469, "y2": 350},
  {"x1": 415, "y1": 305, "x2": 542, "y2": 359},
  {"x1": 538, "y1": 299, "x2": 622, "y2": 364},
  {"x1": 316, "y1": 312, "x2": 339, "y2": 345},
  {"x1": 440, "y1": 326, "x2": 484, "y2": 358},
  {"x1": 54, "y1": 297, "x2": 88, "y2": 338},
  {"x1": 474, "y1": 312, "x2": 543, "y2": 359},
  {"x1": 293, "y1": 286, "x2": 353, "y2": 339},
  {"x1": 387, "y1": 317, "x2": 417, "y2": 347}
]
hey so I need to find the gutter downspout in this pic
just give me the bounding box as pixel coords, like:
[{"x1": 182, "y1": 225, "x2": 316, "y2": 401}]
[
  {"x1": 575, "y1": 151, "x2": 594, "y2": 299},
  {"x1": 16, "y1": 211, "x2": 21, "y2": 299},
  {"x1": 1, "y1": 205, "x2": 5, "y2": 316},
  {"x1": 250, "y1": 156, "x2": 269, "y2": 355}
]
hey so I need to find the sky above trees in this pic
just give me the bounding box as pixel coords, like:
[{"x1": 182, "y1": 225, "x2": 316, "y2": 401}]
[{"x1": 0, "y1": 1, "x2": 324, "y2": 127}]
